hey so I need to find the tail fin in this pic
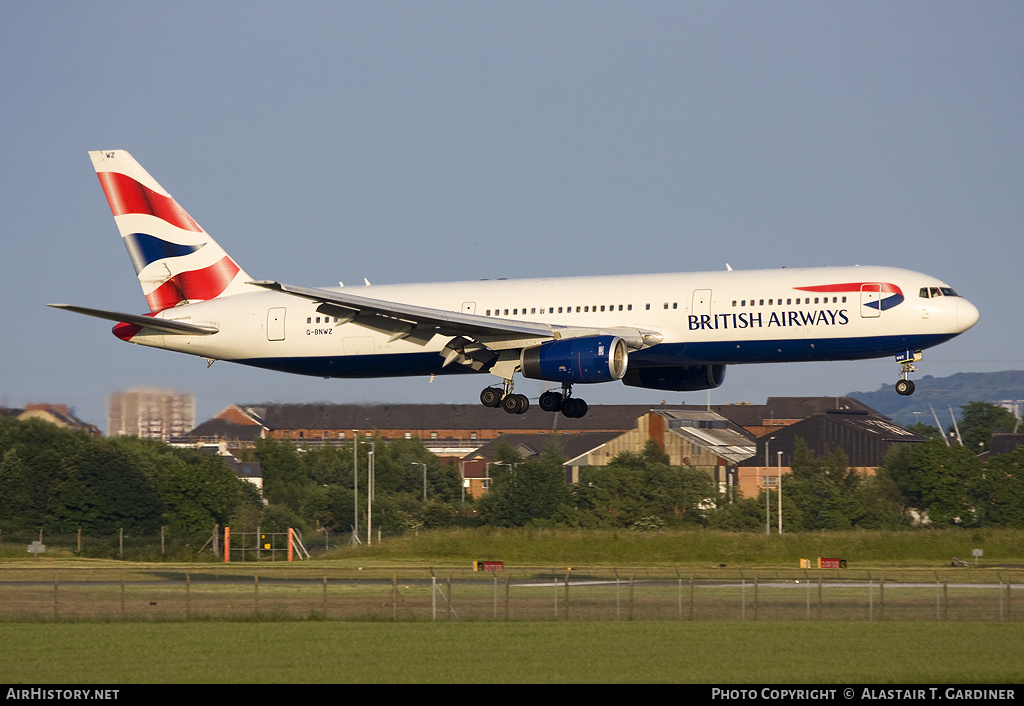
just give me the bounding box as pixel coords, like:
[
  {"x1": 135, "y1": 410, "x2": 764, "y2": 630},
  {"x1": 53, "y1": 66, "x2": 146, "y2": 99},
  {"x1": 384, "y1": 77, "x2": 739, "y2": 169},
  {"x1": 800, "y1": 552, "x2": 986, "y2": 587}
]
[{"x1": 89, "y1": 150, "x2": 255, "y2": 312}]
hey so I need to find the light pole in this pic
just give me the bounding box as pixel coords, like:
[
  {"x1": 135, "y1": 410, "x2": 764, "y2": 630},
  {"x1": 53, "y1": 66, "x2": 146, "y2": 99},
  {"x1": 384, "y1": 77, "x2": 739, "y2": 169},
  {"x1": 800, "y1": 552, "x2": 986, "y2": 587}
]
[
  {"x1": 765, "y1": 437, "x2": 774, "y2": 535},
  {"x1": 351, "y1": 430, "x2": 360, "y2": 545},
  {"x1": 411, "y1": 462, "x2": 427, "y2": 501},
  {"x1": 367, "y1": 445, "x2": 375, "y2": 545},
  {"x1": 777, "y1": 450, "x2": 783, "y2": 534}
]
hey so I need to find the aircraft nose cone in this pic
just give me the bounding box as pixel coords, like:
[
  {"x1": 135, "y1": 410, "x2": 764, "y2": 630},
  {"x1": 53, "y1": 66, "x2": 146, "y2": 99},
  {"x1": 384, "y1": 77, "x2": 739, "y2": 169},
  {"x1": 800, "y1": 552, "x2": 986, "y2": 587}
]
[{"x1": 957, "y1": 299, "x2": 980, "y2": 332}]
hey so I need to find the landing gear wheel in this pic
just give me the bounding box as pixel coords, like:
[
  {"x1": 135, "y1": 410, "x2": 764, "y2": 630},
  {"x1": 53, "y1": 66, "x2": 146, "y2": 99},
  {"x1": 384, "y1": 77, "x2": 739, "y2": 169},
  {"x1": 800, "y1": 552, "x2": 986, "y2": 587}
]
[
  {"x1": 895, "y1": 379, "x2": 915, "y2": 396},
  {"x1": 502, "y1": 393, "x2": 530, "y2": 414},
  {"x1": 480, "y1": 387, "x2": 503, "y2": 407},
  {"x1": 561, "y1": 398, "x2": 589, "y2": 418},
  {"x1": 539, "y1": 390, "x2": 563, "y2": 412}
]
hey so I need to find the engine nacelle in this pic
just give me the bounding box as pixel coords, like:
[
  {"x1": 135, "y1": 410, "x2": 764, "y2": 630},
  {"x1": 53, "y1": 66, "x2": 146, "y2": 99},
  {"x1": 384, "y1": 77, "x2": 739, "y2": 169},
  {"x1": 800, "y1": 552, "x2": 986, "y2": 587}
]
[
  {"x1": 521, "y1": 335, "x2": 628, "y2": 384},
  {"x1": 622, "y1": 364, "x2": 726, "y2": 392}
]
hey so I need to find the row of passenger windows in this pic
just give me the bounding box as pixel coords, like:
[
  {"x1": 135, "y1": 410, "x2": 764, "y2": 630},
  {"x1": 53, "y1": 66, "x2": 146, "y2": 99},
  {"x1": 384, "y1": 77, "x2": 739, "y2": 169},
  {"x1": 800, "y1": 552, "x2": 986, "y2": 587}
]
[
  {"x1": 732, "y1": 296, "x2": 848, "y2": 307},
  {"x1": 307, "y1": 294, "x2": 868, "y2": 325},
  {"x1": 484, "y1": 303, "x2": 691, "y2": 317}
]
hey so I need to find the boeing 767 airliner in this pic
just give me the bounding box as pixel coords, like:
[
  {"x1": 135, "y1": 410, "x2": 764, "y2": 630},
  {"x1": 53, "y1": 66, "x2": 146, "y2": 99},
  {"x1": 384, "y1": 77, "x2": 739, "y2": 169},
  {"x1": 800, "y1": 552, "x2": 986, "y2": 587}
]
[{"x1": 49, "y1": 150, "x2": 979, "y2": 418}]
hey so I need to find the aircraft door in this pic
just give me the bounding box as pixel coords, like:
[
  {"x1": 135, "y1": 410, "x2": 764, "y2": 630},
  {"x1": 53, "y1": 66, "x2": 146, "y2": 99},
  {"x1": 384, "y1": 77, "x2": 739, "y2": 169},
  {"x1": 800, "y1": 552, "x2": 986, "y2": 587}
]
[
  {"x1": 267, "y1": 308, "x2": 286, "y2": 340},
  {"x1": 860, "y1": 284, "x2": 881, "y2": 318},
  {"x1": 692, "y1": 289, "x2": 712, "y2": 317}
]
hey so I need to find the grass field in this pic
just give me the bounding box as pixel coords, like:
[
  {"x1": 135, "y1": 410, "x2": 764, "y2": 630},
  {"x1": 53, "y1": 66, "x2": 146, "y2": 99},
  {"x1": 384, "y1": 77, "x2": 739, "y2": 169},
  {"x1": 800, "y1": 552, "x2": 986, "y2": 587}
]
[
  {"x1": 1, "y1": 621, "x2": 1022, "y2": 683},
  {"x1": 2, "y1": 528, "x2": 1022, "y2": 684}
]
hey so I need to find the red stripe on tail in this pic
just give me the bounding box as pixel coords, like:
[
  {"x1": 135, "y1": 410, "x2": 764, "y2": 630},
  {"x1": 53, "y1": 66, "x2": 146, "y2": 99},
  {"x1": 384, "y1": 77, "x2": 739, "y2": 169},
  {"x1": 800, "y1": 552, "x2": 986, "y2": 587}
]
[
  {"x1": 96, "y1": 171, "x2": 203, "y2": 232},
  {"x1": 144, "y1": 256, "x2": 241, "y2": 311}
]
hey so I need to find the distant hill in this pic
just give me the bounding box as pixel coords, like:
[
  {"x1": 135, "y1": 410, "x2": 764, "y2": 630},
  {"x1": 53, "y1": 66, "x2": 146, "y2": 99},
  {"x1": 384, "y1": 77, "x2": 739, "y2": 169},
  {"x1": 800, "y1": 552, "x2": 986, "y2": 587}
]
[{"x1": 849, "y1": 371, "x2": 1024, "y2": 428}]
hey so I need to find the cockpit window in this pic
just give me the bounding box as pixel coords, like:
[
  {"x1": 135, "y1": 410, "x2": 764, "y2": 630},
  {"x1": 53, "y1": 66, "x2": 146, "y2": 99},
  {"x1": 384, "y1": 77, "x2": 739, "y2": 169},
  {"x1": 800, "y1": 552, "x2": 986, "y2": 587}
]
[{"x1": 919, "y1": 286, "x2": 961, "y2": 299}]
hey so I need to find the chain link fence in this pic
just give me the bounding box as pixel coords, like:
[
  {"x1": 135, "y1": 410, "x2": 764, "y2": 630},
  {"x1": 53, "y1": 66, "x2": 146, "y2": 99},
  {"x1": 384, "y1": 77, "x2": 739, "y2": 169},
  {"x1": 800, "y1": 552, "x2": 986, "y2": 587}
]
[{"x1": 0, "y1": 566, "x2": 1019, "y2": 622}]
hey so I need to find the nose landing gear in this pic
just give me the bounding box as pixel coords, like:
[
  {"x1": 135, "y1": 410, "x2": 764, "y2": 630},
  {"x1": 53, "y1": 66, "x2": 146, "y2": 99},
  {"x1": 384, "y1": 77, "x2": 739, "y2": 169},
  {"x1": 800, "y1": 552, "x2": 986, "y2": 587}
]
[{"x1": 895, "y1": 350, "x2": 923, "y2": 396}]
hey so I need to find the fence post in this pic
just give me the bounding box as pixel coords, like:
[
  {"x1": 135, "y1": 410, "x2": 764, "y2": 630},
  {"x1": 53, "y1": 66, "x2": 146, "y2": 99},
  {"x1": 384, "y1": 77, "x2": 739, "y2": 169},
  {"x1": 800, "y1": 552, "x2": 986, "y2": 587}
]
[
  {"x1": 879, "y1": 577, "x2": 885, "y2": 622},
  {"x1": 817, "y1": 576, "x2": 823, "y2": 621},
  {"x1": 254, "y1": 573, "x2": 259, "y2": 616},
  {"x1": 943, "y1": 582, "x2": 948, "y2": 621},
  {"x1": 53, "y1": 575, "x2": 58, "y2": 620},
  {"x1": 754, "y1": 576, "x2": 759, "y2": 621},
  {"x1": 325, "y1": 575, "x2": 330, "y2": 620},
  {"x1": 563, "y1": 570, "x2": 571, "y2": 621},
  {"x1": 186, "y1": 572, "x2": 191, "y2": 620},
  {"x1": 504, "y1": 573, "x2": 511, "y2": 622},
  {"x1": 628, "y1": 573, "x2": 635, "y2": 621},
  {"x1": 690, "y1": 574, "x2": 695, "y2": 621},
  {"x1": 447, "y1": 575, "x2": 453, "y2": 621}
]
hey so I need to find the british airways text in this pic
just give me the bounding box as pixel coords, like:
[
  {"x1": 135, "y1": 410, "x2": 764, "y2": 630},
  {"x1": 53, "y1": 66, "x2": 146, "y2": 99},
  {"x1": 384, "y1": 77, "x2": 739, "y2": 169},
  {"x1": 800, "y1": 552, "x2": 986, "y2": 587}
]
[{"x1": 689, "y1": 309, "x2": 850, "y2": 331}]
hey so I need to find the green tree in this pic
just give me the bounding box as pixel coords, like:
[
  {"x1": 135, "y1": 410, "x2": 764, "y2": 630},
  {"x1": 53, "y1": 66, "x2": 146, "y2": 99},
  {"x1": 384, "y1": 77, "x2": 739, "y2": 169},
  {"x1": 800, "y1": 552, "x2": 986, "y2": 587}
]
[
  {"x1": 882, "y1": 439, "x2": 981, "y2": 525},
  {"x1": 954, "y1": 401, "x2": 1018, "y2": 453},
  {"x1": 478, "y1": 443, "x2": 573, "y2": 527},
  {"x1": 972, "y1": 445, "x2": 1024, "y2": 527},
  {"x1": 49, "y1": 438, "x2": 163, "y2": 534},
  {"x1": 781, "y1": 440, "x2": 863, "y2": 531},
  {"x1": 0, "y1": 418, "x2": 89, "y2": 530},
  {"x1": 576, "y1": 441, "x2": 718, "y2": 528}
]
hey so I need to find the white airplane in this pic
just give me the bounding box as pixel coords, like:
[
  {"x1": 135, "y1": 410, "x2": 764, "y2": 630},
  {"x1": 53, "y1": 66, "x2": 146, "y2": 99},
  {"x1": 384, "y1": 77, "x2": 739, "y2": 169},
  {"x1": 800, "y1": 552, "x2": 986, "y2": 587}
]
[{"x1": 50, "y1": 150, "x2": 980, "y2": 418}]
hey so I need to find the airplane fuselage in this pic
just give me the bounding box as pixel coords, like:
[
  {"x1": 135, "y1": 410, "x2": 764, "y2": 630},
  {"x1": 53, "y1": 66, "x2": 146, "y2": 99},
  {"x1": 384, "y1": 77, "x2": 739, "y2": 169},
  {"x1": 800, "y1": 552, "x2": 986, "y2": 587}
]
[{"x1": 126, "y1": 264, "x2": 977, "y2": 379}]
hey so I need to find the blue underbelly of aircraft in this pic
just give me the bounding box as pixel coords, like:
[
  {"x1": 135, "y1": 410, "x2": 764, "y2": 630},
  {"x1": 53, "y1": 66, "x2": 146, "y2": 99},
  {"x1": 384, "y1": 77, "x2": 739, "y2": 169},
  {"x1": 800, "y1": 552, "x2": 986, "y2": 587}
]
[{"x1": 233, "y1": 332, "x2": 956, "y2": 379}]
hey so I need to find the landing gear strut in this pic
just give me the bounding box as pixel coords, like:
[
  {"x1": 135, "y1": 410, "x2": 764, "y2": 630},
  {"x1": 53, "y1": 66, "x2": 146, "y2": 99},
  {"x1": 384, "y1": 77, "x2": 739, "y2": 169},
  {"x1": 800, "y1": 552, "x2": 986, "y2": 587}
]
[
  {"x1": 480, "y1": 380, "x2": 530, "y2": 415},
  {"x1": 539, "y1": 384, "x2": 588, "y2": 418},
  {"x1": 895, "y1": 350, "x2": 922, "y2": 396}
]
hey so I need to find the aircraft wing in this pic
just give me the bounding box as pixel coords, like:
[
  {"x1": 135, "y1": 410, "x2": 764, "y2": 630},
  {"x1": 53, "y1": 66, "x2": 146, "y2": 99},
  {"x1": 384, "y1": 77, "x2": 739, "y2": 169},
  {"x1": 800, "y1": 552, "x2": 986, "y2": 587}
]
[
  {"x1": 47, "y1": 304, "x2": 219, "y2": 335},
  {"x1": 249, "y1": 280, "x2": 563, "y2": 345}
]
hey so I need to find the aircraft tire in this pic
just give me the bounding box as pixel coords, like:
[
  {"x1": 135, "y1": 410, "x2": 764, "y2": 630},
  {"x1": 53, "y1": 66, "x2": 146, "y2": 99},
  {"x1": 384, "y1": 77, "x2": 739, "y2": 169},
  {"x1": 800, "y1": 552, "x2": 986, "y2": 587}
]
[
  {"x1": 539, "y1": 390, "x2": 563, "y2": 412},
  {"x1": 480, "y1": 387, "x2": 503, "y2": 407},
  {"x1": 895, "y1": 379, "x2": 915, "y2": 396}
]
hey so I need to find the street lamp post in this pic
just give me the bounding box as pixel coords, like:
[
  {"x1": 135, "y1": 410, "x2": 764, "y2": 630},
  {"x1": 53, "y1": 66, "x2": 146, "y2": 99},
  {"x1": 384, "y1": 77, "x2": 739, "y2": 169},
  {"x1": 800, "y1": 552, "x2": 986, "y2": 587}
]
[
  {"x1": 366, "y1": 446, "x2": 374, "y2": 545},
  {"x1": 777, "y1": 450, "x2": 783, "y2": 534},
  {"x1": 411, "y1": 462, "x2": 427, "y2": 501},
  {"x1": 351, "y1": 430, "x2": 360, "y2": 545},
  {"x1": 765, "y1": 437, "x2": 774, "y2": 536}
]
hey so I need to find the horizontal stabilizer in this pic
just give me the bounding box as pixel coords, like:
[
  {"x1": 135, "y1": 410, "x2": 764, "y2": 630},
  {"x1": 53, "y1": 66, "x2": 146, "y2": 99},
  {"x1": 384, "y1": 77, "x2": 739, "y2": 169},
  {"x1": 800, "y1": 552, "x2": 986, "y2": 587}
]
[{"x1": 46, "y1": 304, "x2": 218, "y2": 335}]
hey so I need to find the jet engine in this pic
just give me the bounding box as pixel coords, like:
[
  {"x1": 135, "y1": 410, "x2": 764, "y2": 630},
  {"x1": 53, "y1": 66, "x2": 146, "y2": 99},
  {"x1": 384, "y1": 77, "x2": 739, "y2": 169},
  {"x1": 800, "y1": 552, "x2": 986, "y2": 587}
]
[
  {"x1": 521, "y1": 335, "x2": 628, "y2": 384},
  {"x1": 622, "y1": 363, "x2": 726, "y2": 391}
]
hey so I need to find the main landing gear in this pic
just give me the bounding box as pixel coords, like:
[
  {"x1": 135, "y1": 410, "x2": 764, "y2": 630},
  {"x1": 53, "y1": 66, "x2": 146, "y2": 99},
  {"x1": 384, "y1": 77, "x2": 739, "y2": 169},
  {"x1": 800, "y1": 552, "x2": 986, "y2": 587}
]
[
  {"x1": 480, "y1": 382, "x2": 590, "y2": 417},
  {"x1": 894, "y1": 350, "x2": 923, "y2": 396},
  {"x1": 480, "y1": 381, "x2": 530, "y2": 415}
]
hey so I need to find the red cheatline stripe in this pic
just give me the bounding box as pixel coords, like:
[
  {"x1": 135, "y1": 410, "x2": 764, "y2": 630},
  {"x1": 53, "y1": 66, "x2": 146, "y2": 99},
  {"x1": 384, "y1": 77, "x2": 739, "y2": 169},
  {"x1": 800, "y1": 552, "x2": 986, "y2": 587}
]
[
  {"x1": 796, "y1": 282, "x2": 902, "y2": 295},
  {"x1": 144, "y1": 256, "x2": 241, "y2": 312},
  {"x1": 97, "y1": 171, "x2": 203, "y2": 232}
]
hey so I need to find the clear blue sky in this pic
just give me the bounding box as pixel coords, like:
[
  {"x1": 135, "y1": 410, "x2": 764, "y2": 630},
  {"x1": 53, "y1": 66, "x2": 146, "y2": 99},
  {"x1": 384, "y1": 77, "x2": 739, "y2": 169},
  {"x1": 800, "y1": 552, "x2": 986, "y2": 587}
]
[{"x1": 2, "y1": 2, "x2": 1021, "y2": 431}]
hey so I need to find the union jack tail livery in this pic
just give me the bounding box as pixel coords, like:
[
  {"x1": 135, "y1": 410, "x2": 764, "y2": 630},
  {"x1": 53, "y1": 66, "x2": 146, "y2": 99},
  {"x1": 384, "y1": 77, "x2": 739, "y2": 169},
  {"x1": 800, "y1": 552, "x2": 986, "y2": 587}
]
[
  {"x1": 50, "y1": 150, "x2": 980, "y2": 417},
  {"x1": 89, "y1": 150, "x2": 254, "y2": 312}
]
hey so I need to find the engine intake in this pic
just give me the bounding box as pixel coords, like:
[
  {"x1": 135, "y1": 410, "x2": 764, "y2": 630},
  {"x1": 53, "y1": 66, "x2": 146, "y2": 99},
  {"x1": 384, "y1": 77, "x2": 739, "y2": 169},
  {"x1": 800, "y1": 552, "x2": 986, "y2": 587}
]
[{"x1": 521, "y1": 335, "x2": 628, "y2": 384}]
